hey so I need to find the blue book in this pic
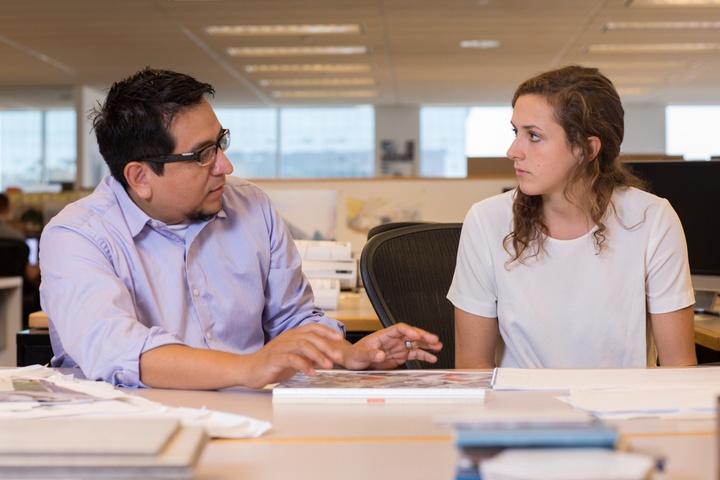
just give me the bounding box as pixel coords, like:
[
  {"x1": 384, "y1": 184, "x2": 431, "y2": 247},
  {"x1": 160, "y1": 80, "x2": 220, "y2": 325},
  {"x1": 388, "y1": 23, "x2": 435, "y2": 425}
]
[{"x1": 454, "y1": 423, "x2": 618, "y2": 449}]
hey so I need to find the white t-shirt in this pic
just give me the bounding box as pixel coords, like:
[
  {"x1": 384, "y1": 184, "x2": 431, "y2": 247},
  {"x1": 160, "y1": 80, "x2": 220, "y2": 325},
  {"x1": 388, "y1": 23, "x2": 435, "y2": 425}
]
[{"x1": 447, "y1": 187, "x2": 694, "y2": 368}]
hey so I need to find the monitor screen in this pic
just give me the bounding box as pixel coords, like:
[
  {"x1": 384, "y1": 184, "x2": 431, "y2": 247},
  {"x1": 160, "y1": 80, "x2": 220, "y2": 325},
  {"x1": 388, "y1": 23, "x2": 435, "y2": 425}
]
[
  {"x1": 25, "y1": 238, "x2": 39, "y2": 266},
  {"x1": 625, "y1": 161, "x2": 720, "y2": 277}
]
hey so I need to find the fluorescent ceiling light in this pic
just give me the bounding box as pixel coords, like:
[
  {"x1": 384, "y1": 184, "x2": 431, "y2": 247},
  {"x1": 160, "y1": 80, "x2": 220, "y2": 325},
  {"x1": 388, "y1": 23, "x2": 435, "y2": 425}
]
[
  {"x1": 228, "y1": 46, "x2": 369, "y2": 57},
  {"x1": 259, "y1": 78, "x2": 376, "y2": 87},
  {"x1": 586, "y1": 43, "x2": 720, "y2": 53},
  {"x1": 627, "y1": 0, "x2": 720, "y2": 5},
  {"x1": 272, "y1": 89, "x2": 379, "y2": 98},
  {"x1": 206, "y1": 24, "x2": 362, "y2": 36},
  {"x1": 459, "y1": 39, "x2": 500, "y2": 49},
  {"x1": 604, "y1": 21, "x2": 720, "y2": 30},
  {"x1": 585, "y1": 60, "x2": 690, "y2": 69},
  {"x1": 244, "y1": 64, "x2": 374, "y2": 73}
]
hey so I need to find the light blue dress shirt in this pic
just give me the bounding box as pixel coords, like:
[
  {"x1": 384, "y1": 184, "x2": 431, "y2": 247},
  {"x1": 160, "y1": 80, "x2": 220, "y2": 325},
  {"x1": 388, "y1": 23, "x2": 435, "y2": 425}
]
[{"x1": 39, "y1": 175, "x2": 344, "y2": 387}]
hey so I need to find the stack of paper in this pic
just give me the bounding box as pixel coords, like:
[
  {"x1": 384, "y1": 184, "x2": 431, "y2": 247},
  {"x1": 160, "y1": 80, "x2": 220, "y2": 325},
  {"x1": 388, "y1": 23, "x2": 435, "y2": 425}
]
[
  {"x1": 0, "y1": 365, "x2": 281, "y2": 476},
  {"x1": 436, "y1": 411, "x2": 619, "y2": 480},
  {"x1": 479, "y1": 448, "x2": 656, "y2": 480},
  {"x1": 493, "y1": 366, "x2": 720, "y2": 419},
  {"x1": 0, "y1": 417, "x2": 206, "y2": 478}
]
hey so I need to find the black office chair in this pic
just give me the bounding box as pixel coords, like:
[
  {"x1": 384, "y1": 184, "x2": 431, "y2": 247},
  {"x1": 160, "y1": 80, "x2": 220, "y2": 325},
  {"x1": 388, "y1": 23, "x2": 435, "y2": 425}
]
[
  {"x1": 0, "y1": 238, "x2": 29, "y2": 277},
  {"x1": 360, "y1": 223, "x2": 463, "y2": 369},
  {"x1": 366, "y1": 221, "x2": 436, "y2": 240},
  {"x1": 0, "y1": 238, "x2": 42, "y2": 331}
]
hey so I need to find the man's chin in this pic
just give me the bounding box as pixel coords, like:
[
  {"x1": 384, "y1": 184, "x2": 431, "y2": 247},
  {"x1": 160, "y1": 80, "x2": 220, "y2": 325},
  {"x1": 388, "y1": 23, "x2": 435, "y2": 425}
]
[{"x1": 186, "y1": 203, "x2": 222, "y2": 222}]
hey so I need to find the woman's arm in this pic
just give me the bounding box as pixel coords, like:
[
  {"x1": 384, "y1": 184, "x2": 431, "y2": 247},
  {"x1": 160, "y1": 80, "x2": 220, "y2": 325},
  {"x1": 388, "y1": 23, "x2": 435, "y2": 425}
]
[
  {"x1": 651, "y1": 305, "x2": 697, "y2": 366},
  {"x1": 455, "y1": 307, "x2": 499, "y2": 368}
]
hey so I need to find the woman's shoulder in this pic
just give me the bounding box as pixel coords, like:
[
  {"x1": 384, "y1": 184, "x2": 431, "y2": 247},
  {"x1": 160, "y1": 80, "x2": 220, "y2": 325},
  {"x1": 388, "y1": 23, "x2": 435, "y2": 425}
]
[
  {"x1": 464, "y1": 189, "x2": 515, "y2": 228},
  {"x1": 470, "y1": 188, "x2": 515, "y2": 213},
  {"x1": 613, "y1": 186, "x2": 668, "y2": 210},
  {"x1": 611, "y1": 186, "x2": 673, "y2": 226}
]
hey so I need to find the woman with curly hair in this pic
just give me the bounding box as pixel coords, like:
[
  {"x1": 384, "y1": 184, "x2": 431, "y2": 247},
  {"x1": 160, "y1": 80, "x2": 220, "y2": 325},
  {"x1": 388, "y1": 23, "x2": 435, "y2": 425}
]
[{"x1": 449, "y1": 65, "x2": 697, "y2": 369}]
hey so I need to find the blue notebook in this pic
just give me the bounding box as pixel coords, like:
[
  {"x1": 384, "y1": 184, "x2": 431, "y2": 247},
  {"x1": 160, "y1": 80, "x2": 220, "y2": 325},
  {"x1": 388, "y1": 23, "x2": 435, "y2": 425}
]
[{"x1": 454, "y1": 423, "x2": 618, "y2": 449}]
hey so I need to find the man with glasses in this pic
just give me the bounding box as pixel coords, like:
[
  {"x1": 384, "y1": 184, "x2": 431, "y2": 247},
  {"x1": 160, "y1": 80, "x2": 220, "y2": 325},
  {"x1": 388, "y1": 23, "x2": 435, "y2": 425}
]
[{"x1": 39, "y1": 68, "x2": 441, "y2": 390}]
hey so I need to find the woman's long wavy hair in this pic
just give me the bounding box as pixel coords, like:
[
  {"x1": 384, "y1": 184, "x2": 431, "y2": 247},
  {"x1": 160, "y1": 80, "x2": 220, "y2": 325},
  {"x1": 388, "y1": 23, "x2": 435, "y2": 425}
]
[{"x1": 503, "y1": 65, "x2": 645, "y2": 266}]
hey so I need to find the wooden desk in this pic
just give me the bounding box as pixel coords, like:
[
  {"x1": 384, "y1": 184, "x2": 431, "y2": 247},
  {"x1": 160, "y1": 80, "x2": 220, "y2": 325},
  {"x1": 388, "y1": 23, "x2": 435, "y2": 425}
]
[
  {"x1": 695, "y1": 316, "x2": 720, "y2": 350},
  {"x1": 694, "y1": 296, "x2": 720, "y2": 357},
  {"x1": 325, "y1": 291, "x2": 382, "y2": 333},
  {"x1": 132, "y1": 371, "x2": 717, "y2": 480}
]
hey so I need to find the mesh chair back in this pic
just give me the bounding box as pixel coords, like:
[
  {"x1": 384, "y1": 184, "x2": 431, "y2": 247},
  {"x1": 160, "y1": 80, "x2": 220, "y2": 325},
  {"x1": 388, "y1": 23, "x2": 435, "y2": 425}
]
[
  {"x1": 0, "y1": 238, "x2": 29, "y2": 277},
  {"x1": 366, "y1": 221, "x2": 435, "y2": 240},
  {"x1": 360, "y1": 223, "x2": 462, "y2": 369}
]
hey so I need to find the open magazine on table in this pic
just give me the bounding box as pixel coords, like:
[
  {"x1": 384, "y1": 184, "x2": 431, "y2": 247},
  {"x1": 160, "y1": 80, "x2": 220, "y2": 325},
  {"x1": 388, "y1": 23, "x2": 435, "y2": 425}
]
[{"x1": 271, "y1": 369, "x2": 494, "y2": 404}]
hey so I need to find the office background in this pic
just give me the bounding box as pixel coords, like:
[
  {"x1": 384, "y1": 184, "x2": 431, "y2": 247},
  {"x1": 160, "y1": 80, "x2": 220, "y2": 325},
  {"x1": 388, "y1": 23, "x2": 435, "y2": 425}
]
[{"x1": 1, "y1": 0, "x2": 720, "y2": 191}]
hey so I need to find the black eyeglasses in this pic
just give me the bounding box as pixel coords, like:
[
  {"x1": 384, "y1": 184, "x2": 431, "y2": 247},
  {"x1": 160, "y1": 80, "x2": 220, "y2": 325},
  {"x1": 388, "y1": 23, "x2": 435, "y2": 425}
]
[{"x1": 141, "y1": 129, "x2": 230, "y2": 167}]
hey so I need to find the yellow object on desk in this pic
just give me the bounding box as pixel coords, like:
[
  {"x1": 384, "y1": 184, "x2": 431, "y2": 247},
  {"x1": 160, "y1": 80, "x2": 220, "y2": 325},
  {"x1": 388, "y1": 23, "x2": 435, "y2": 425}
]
[{"x1": 28, "y1": 311, "x2": 49, "y2": 329}]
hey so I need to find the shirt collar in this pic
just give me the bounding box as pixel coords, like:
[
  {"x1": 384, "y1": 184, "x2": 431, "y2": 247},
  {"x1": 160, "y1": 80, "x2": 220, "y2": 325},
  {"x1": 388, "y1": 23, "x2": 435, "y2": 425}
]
[{"x1": 106, "y1": 175, "x2": 227, "y2": 238}]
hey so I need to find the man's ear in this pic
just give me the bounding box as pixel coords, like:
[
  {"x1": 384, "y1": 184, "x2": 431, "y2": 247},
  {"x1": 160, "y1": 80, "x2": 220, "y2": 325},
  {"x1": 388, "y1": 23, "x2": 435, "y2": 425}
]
[{"x1": 124, "y1": 162, "x2": 153, "y2": 200}]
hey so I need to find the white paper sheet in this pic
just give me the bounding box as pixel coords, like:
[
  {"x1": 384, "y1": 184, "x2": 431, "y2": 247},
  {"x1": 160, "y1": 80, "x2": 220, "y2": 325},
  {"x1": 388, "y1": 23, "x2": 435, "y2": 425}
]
[
  {"x1": 493, "y1": 366, "x2": 720, "y2": 391},
  {"x1": 0, "y1": 366, "x2": 272, "y2": 438}
]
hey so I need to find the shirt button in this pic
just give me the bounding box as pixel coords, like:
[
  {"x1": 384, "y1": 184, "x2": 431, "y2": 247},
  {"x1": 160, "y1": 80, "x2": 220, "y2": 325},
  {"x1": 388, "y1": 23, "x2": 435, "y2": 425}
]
[
  {"x1": 193, "y1": 289, "x2": 200, "y2": 296},
  {"x1": 207, "y1": 332, "x2": 213, "y2": 340}
]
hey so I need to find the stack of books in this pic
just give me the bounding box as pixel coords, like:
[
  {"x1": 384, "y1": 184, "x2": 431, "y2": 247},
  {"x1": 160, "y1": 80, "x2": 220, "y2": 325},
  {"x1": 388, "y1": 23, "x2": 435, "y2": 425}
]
[
  {"x1": 436, "y1": 412, "x2": 630, "y2": 480},
  {"x1": 0, "y1": 416, "x2": 207, "y2": 478}
]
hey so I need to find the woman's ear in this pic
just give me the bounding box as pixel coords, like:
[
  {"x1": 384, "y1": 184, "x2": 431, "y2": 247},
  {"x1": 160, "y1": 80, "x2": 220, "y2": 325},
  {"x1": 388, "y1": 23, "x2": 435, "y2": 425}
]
[
  {"x1": 124, "y1": 162, "x2": 152, "y2": 200},
  {"x1": 586, "y1": 136, "x2": 601, "y2": 162}
]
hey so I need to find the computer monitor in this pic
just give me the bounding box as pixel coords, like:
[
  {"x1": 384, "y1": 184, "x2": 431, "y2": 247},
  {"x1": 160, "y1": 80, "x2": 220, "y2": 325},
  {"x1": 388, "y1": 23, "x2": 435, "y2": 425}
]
[
  {"x1": 25, "y1": 238, "x2": 39, "y2": 266},
  {"x1": 625, "y1": 160, "x2": 720, "y2": 308}
]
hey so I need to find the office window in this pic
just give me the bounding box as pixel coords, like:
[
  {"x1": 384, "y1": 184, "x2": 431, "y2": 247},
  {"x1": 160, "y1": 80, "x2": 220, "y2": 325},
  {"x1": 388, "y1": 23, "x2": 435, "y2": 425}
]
[
  {"x1": 45, "y1": 110, "x2": 77, "y2": 184},
  {"x1": 420, "y1": 107, "x2": 468, "y2": 177},
  {"x1": 0, "y1": 111, "x2": 43, "y2": 189},
  {"x1": 420, "y1": 106, "x2": 514, "y2": 178},
  {"x1": 0, "y1": 110, "x2": 76, "y2": 191},
  {"x1": 215, "y1": 108, "x2": 278, "y2": 178},
  {"x1": 466, "y1": 107, "x2": 514, "y2": 158},
  {"x1": 280, "y1": 107, "x2": 374, "y2": 178},
  {"x1": 216, "y1": 106, "x2": 374, "y2": 179},
  {"x1": 666, "y1": 105, "x2": 720, "y2": 160}
]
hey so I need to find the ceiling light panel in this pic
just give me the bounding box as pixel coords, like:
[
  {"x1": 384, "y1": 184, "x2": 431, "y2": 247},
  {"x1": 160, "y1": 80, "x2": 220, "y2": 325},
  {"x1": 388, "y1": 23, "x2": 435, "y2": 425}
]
[
  {"x1": 603, "y1": 21, "x2": 720, "y2": 30},
  {"x1": 244, "y1": 64, "x2": 374, "y2": 73},
  {"x1": 586, "y1": 43, "x2": 720, "y2": 53},
  {"x1": 585, "y1": 60, "x2": 691, "y2": 69},
  {"x1": 228, "y1": 46, "x2": 369, "y2": 57},
  {"x1": 627, "y1": 0, "x2": 720, "y2": 5},
  {"x1": 272, "y1": 90, "x2": 380, "y2": 98},
  {"x1": 206, "y1": 24, "x2": 363, "y2": 36},
  {"x1": 259, "y1": 78, "x2": 377, "y2": 87},
  {"x1": 459, "y1": 40, "x2": 500, "y2": 49}
]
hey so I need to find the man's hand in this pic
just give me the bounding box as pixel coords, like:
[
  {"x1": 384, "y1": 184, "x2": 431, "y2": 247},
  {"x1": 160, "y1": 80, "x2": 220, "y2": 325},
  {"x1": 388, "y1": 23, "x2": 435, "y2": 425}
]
[
  {"x1": 242, "y1": 323, "x2": 345, "y2": 389},
  {"x1": 342, "y1": 323, "x2": 442, "y2": 370}
]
